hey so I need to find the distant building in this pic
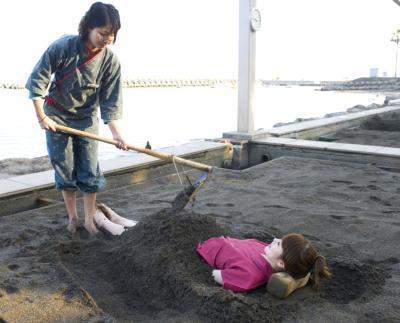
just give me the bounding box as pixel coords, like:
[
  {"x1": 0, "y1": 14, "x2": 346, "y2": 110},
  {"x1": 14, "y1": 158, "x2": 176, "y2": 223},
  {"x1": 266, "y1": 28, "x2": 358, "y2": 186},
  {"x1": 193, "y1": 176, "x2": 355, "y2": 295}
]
[
  {"x1": 383, "y1": 71, "x2": 388, "y2": 77},
  {"x1": 369, "y1": 68, "x2": 379, "y2": 78}
]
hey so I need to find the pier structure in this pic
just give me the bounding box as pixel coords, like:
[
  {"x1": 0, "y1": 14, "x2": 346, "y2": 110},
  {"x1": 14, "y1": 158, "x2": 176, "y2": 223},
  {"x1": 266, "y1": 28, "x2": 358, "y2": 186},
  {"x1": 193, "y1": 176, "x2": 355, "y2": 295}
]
[{"x1": 122, "y1": 78, "x2": 237, "y2": 88}]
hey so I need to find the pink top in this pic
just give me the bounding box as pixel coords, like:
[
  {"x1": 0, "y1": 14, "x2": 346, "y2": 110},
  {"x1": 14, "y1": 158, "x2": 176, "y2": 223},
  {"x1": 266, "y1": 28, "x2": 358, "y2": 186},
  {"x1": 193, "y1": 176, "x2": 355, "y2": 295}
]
[{"x1": 196, "y1": 236, "x2": 275, "y2": 292}]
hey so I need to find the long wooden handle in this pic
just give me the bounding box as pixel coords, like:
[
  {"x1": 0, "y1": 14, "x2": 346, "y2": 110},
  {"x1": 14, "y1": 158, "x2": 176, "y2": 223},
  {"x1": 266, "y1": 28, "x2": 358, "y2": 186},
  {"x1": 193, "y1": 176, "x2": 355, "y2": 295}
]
[{"x1": 55, "y1": 124, "x2": 213, "y2": 172}]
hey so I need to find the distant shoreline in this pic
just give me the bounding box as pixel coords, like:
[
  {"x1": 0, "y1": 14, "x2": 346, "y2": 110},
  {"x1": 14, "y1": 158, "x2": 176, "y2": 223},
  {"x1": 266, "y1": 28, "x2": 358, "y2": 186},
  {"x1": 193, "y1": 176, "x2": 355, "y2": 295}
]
[
  {"x1": 4, "y1": 77, "x2": 400, "y2": 91},
  {"x1": 320, "y1": 77, "x2": 400, "y2": 92},
  {"x1": 0, "y1": 79, "x2": 238, "y2": 90}
]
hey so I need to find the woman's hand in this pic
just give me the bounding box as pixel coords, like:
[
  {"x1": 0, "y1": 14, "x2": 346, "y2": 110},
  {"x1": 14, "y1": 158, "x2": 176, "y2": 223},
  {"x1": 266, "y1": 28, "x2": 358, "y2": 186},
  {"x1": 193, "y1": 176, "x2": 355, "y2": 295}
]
[
  {"x1": 112, "y1": 133, "x2": 128, "y2": 150},
  {"x1": 107, "y1": 120, "x2": 128, "y2": 150},
  {"x1": 32, "y1": 99, "x2": 57, "y2": 132},
  {"x1": 39, "y1": 115, "x2": 57, "y2": 132}
]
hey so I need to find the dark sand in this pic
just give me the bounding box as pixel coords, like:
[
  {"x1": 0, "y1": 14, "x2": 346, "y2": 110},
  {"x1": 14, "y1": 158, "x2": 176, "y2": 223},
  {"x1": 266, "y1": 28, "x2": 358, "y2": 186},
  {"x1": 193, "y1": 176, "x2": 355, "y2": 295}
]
[
  {"x1": 1, "y1": 157, "x2": 399, "y2": 322},
  {"x1": 332, "y1": 112, "x2": 400, "y2": 147}
]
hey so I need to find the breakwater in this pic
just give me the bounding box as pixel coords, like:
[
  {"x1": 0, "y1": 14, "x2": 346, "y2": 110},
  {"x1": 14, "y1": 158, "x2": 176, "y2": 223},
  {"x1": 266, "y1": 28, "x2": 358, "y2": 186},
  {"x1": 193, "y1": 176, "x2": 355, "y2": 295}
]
[
  {"x1": 321, "y1": 77, "x2": 400, "y2": 91},
  {"x1": 1, "y1": 79, "x2": 237, "y2": 90}
]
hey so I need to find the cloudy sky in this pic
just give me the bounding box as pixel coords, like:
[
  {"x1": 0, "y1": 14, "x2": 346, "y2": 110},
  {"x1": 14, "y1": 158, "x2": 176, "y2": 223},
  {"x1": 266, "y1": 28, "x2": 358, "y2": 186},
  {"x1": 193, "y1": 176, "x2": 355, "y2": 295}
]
[{"x1": 1, "y1": 0, "x2": 399, "y2": 82}]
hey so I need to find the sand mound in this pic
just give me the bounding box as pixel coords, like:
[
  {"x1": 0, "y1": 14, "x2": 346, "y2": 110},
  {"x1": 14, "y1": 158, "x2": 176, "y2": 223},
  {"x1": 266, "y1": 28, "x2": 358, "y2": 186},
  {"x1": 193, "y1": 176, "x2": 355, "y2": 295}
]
[
  {"x1": 15, "y1": 215, "x2": 392, "y2": 323},
  {"x1": 57, "y1": 208, "x2": 298, "y2": 322},
  {"x1": 58, "y1": 207, "x2": 386, "y2": 322},
  {"x1": 104, "y1": 209, "x2": 291, "y2": 322},
  {"x1": 114, "y1": 210, "x2": 229, "y2": 304}
]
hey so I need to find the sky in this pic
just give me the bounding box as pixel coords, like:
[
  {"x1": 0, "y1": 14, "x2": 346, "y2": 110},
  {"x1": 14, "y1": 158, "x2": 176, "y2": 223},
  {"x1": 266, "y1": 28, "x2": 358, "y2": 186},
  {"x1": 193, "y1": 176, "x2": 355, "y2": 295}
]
[{"x1": 1, "y1": 0, "x2": 400, "y2": 82}]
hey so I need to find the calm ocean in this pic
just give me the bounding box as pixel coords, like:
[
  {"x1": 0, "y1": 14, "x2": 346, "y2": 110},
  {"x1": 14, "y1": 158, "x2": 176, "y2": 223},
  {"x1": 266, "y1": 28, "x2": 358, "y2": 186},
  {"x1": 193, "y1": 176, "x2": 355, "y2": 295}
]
[{"x1": 0, "y1": 86, "x2": 384, "y2": 160}]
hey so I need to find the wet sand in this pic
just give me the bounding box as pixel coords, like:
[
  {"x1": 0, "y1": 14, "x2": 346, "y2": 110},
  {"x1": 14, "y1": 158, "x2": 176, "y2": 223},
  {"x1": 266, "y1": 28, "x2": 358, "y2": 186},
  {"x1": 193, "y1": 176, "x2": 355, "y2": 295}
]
[{"x1": 0, "y1": 157, "x2": 399, "y2": 322}]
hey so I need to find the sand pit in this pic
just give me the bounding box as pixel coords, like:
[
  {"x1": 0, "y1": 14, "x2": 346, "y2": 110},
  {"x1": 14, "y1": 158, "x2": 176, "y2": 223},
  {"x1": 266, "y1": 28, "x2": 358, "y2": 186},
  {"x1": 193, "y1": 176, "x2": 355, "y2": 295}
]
[
  {"x1": 1, "y1": 157, "x2": 400, "y2": 322},
  {"x1": 332, "y1": 112, "x2": 400, "y2": 147}
]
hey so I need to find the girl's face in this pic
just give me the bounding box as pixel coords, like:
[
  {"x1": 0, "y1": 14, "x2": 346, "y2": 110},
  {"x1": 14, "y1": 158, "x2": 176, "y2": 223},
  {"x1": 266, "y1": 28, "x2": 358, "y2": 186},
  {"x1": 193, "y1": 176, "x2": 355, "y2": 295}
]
[
  {"x1": 261, "y1": 238, "x2": 285, "y2": 271},
  {"x1": 87, "y1": 25, "x2": 115, "y2": 49},
  {"x1": 266, "y1": 238, "x2": 283, "y2": 260}
]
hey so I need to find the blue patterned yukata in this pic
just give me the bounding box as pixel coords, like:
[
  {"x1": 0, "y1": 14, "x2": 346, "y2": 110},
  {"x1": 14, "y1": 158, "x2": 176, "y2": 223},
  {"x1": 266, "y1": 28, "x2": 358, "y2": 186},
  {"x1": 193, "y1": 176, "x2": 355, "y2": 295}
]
[{"x1": 26, "y1": 34, "x2": 123, "y2": 192}]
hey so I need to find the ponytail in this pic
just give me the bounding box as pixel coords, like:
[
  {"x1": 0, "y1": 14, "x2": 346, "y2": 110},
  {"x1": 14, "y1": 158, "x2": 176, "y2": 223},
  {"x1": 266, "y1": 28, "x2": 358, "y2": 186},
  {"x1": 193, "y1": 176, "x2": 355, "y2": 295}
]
[
  {"x1": 282, "y1": 233, "x2": 332, "y2": 289},
  {"x1": 311, "y1": 255, "x2": 332, "y2": 289}
]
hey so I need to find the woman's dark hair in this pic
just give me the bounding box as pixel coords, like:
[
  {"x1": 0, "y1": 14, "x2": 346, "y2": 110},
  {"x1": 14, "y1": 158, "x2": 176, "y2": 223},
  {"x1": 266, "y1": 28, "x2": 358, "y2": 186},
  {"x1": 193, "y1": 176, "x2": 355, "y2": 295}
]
[
  {"x1": 281, "y1": 233, "x2": 332, "y2": 289},
  {"x1": 79, "y1": 2, "x2": 121, "y2": 43}
]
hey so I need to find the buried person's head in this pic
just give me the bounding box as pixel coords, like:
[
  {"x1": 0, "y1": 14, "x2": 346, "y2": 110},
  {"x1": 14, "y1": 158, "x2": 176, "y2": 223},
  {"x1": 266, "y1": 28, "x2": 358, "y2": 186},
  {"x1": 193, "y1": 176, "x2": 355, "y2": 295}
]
[{"x1": 280, "y1": 233, "x2": 332, "y2": 288}]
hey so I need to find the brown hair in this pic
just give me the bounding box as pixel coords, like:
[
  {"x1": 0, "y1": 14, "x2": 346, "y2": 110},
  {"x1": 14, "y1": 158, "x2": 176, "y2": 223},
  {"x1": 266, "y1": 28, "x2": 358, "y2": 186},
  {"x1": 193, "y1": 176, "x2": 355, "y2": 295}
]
[
  {"x1": 78, "y1": 2, "x2": 121, "y2": 43},
  {"x1": 281, "y1": 233, "x2": 332, "y2": 289}
]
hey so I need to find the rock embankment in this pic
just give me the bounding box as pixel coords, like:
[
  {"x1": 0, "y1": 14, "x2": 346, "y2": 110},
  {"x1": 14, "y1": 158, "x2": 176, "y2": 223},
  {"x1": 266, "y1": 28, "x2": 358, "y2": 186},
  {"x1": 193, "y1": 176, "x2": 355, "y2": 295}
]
[
  {"x1": 321, "y1": 77, "x2": 400, "y2": 91},
  {"x1": 273, "y1": 102, "x2": 388, "y2": 128}
]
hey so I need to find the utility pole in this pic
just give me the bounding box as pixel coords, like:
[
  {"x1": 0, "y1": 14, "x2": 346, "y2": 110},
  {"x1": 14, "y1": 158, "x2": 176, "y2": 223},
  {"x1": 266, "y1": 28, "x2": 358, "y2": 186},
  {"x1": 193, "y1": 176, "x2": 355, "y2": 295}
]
[
  {"x1": 237, "y1": 0, "x2": 261, "y2": 133},
  {"x1": 224, "y1": 0, "x2": 266, "y2": 144},
  {"x1": 391, "y1": 30, "x2": 400, "y2": 78}
]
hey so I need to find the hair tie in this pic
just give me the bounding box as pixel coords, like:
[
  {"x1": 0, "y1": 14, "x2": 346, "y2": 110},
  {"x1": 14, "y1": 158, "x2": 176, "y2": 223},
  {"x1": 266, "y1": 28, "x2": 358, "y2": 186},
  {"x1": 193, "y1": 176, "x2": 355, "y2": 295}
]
[{"x1": 309, "y1": 255, "x2": 323, "y2": 275}]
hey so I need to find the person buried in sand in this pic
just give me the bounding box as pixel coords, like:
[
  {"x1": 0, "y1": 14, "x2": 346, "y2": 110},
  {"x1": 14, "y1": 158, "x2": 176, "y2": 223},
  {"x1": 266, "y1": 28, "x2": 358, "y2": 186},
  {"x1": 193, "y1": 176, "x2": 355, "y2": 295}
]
[
  {"x1": 197, "y1": 233, "x2": 332, "y2": 298},
  {"x1": 26, "y1": 2, "x2": 128, "y2": 235}
]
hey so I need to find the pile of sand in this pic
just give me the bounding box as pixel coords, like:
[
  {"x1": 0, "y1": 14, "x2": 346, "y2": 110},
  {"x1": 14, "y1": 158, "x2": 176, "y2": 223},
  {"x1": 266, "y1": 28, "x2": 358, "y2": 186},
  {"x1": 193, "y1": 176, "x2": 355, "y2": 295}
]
[
  {"x1": 60, "y1": 209, "x2": 296, "y2": 322},
  {"x1": 59, "y1": 207, "x2": 390, "y2": 322}
]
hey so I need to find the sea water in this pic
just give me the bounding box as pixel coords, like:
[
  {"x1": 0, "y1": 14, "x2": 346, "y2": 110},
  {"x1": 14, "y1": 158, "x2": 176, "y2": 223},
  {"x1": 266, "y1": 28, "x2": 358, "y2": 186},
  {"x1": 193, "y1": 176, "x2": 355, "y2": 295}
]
[{"x1": 0, "y1": 86, "x2": 385, "y2": 160}]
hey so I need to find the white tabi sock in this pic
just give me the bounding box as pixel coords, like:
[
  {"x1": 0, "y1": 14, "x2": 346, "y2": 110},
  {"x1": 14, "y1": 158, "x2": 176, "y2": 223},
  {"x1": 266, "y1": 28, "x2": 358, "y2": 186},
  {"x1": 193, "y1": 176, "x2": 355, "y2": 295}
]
[
  {"x1": 97, "y1": 203, "x2": 137, "y2": 228},
  {"x1": 94, "y1": 210, "x2": 125, "y2": 236}
]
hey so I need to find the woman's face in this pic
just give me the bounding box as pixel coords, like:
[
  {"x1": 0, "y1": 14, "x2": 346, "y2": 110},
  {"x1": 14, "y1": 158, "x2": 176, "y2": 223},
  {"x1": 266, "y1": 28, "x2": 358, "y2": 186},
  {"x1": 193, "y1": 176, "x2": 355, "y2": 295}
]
[{"x1": 87, "y1": 25, "x2": 115, "y2": 49}]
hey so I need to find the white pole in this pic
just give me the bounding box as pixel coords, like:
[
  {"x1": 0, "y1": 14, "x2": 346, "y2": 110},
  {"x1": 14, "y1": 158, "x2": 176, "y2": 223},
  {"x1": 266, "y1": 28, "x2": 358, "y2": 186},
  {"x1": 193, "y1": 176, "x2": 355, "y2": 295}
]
[
  {"x1": 237, "y1": 0, "x2": 257, "y2": 133},
  {"x1": 395, "y1": 41, "x2": 399, "y2": 78}
]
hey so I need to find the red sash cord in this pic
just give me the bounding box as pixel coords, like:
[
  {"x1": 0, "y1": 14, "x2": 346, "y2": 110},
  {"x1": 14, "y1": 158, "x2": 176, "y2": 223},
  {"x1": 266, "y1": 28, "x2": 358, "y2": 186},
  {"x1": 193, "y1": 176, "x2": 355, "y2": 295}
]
[{"x1": 45, "y1": 49, "x2": 102, "y2": 106}]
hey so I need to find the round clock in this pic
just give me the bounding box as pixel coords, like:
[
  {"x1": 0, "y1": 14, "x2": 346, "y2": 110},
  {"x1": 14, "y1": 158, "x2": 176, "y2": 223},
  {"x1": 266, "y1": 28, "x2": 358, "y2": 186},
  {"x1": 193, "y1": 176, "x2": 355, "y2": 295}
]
[{"x1": 250, "y1": 8, "x2": 261, "y2": 31}]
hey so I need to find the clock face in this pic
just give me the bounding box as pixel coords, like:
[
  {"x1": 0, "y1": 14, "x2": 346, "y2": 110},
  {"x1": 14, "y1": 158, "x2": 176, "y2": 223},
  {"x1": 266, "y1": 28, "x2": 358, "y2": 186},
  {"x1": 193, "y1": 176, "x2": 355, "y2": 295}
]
[{"x1": 250, "y1": 8, "x2": 261, "y2": 31}]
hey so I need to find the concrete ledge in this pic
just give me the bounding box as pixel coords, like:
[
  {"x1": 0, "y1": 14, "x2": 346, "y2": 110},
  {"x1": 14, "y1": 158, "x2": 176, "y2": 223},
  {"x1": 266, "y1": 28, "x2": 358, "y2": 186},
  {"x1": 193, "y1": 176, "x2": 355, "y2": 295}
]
[
  {"x1": 222, "y1": 129, "x2": 270, "y2": 141},
  {"x1": 222, "y1": 106, "x2": 400, "y2": 147},
  {"x1": 250, "y1": 137, "x2": 400, "y2": 170},
  {"x1": 0, "y1": 140, "x2": 231, "y2": 201},
  {"x1": 254, "y1": 137, "x2": 387, "y2": 154},
  {"x1": 266, "y1": 106, "x2": 400, "y2": 139},
  {"x1": 0, "y1": 180, "x2": 33, "y2": 195}
]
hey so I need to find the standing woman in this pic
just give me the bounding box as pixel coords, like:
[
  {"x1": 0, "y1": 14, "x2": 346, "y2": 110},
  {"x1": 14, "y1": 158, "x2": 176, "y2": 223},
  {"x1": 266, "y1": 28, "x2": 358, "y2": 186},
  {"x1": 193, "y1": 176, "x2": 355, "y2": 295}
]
[{"x1": 26, "y1": 2, "x2": 127, "y2": 234}]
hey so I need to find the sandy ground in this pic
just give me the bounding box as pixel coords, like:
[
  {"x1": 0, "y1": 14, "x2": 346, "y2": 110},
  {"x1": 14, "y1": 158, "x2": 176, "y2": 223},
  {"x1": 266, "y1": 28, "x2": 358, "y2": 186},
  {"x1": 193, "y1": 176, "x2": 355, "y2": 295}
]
[
  {"x1": 0, "y1": 156, "x2": 399, "y2": 322},
  {"x1": 332, "y1": 112, "x2": 400, "y2": 147}
]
